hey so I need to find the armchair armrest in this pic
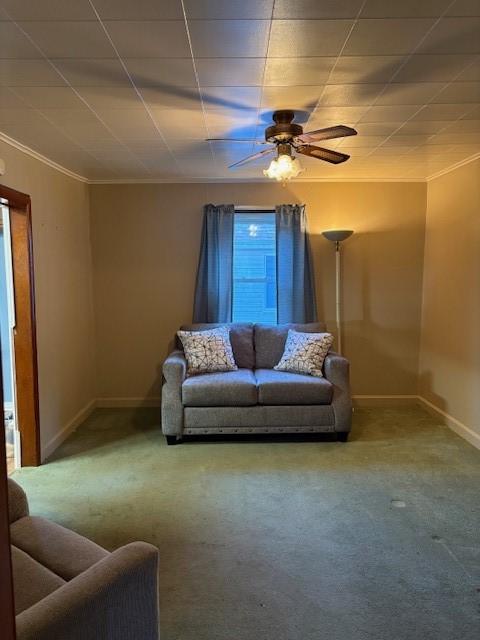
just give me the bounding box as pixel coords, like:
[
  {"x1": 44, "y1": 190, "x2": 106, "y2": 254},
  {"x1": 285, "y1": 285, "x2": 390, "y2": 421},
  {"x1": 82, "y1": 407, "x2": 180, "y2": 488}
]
[
  {"x1": 324, "y1": 352, "x2": 352, "y2": 433},
  {"x1": 161, "y1": 350, "x2": 187, "y2": 437},
  {"x1": 16, "y1": 542, "x2": 159, "y2": 640},
  {"x1": 8, "y1": 478, "x2": 29, "y2": 524}
]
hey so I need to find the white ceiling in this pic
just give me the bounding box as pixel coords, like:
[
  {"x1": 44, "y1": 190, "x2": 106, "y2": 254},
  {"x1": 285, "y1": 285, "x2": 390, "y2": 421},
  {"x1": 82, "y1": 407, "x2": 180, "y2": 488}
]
[{"x1": 0, "y1": 0, "x2": 479, "y2": 182}]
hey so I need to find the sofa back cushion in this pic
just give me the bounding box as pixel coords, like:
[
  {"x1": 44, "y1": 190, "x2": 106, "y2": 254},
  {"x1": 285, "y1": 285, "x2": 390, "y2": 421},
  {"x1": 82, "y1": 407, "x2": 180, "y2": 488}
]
[
  {"x1": 254, "y1": 322, "x2": 326, "y2": 369},
  {"x1": 178, "y1": 323, "x2": 255, "y2": 369}
]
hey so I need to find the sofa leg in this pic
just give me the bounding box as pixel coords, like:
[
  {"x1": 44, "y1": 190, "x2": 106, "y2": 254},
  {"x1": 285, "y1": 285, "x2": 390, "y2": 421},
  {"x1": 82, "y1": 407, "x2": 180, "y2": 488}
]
[
  {"x1": 337, "y1": 432, "x2": 349, "y2": 442},
  {"x1": 165, "y1": 435, "x2": 179, "y2": 446}
]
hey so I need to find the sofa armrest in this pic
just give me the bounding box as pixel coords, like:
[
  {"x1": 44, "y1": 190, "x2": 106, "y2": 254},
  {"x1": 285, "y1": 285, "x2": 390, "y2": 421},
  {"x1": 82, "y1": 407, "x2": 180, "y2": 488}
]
[
  {"x1": 161, "y1": 350, "x2": 187, "y2": 437},
  {"x1": 16, "y1": 542, "x2": 159, "y2": 640},
  {"x1": 8, "y1": 478, "x2": 29, "y2": 524},
  {"x1": 324, "y1": 352, "x2": 352, "y2": 433},
  {"x1": 163, "y1": 350, "x2": 187, "y2": 384}
]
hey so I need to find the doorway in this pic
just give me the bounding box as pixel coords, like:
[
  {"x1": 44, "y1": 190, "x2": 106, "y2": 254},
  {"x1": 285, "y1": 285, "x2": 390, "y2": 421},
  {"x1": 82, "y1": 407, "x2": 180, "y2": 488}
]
[{"x1": 0, "y1": 185, "x2": 40, "y2": 469}]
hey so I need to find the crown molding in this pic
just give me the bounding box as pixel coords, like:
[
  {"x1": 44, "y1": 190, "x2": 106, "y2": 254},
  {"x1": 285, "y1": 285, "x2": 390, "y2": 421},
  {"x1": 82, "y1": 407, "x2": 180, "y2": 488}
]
[
  {"x1": 88, "y1": 176, "x2": 426, "y2": 184},
  {"x1": 0, "y1": 131, "x2": 88, "y2": 183},
  {"x1": 2, "y1": 129, "x2": 478, "y2": 186},
  {"x1": 426, "y1": 152, "x2": 480, "y2": 182}
]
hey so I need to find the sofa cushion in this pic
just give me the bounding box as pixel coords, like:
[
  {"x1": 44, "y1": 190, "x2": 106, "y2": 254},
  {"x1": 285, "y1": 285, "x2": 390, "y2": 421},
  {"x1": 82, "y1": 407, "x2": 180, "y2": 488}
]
[
  {"x1": 255, "y1": 322, "x2": 326, "y2": 369},
  {"x1": 178, "y1": 323, "x2": 254, "y2": 369},
  {"x1": 11, "y1": 545, "x2": 66, "y2": 615},
  {"x1": 11, "y1": 516, "x2": 108, "y2": 581},
  {"x1": 182, "y1": 369, "x2": 257, "y2": 407},
  {"x1": 255, "y1": 369, "x2": 333, "y2": 405}
]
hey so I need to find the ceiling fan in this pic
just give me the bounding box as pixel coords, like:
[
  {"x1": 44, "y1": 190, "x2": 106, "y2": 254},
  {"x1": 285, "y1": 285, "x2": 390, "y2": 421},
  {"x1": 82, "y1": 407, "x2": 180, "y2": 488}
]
[{"x1": 206, "y1": 110, "x2": 358, "y2": 181}]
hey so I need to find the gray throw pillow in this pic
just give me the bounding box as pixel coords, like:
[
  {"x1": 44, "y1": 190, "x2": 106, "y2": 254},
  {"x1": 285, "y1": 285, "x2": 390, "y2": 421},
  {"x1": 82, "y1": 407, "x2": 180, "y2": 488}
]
[
  {"x1": 177, "y1": 326, "x2": 238, "y2": 375},
  {"x1": 274, "y1": 330, "x2": 334, "y2": 377}
]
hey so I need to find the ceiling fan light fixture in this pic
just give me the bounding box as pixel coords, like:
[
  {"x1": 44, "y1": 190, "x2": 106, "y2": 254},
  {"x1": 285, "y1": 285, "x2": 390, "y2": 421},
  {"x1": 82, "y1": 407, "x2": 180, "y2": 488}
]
[{"x1": 263, "y1": 151, "x2": 303, "y2": 182}]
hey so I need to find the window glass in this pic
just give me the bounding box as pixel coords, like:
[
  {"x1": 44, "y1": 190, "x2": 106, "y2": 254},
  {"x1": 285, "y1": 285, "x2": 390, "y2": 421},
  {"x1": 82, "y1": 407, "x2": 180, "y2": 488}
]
[{"x1": 232, "y1": 212, "x2": 277, "y2": 323}]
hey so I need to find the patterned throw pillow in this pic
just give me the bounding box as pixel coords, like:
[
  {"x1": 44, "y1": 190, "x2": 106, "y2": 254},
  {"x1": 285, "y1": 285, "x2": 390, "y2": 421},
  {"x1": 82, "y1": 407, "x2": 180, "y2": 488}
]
[
  {"x1": 274, "y1": 330, "x2": 334, "y2": 377},
  {"x1": 177, "y1": 326, "x2": 238, "y2": 375}
]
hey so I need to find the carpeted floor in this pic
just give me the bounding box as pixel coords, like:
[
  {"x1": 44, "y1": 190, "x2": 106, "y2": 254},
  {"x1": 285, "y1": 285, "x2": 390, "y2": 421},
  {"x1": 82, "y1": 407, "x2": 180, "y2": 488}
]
[{"x1": 12, "y1": 406, "x2": 480, "y2": 639}]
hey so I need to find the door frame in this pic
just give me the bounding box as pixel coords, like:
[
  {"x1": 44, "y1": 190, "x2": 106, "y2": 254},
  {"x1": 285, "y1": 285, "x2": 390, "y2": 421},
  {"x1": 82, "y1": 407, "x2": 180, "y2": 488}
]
[{"x1": 0, "y1": 184, "x2": 40, "y2": 466}]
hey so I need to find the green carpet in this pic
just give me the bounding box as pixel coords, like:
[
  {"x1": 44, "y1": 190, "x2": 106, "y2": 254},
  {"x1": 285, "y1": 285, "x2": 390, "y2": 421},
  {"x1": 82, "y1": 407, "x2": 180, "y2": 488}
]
[{"x1": 13, "y1": 407, "x2": 480, "y2": 639}]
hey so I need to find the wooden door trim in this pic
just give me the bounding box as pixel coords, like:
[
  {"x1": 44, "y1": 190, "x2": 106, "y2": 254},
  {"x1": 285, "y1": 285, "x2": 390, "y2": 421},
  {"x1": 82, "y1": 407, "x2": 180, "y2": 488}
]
[{"x1": 0, "y1": 185, "x2": 40, "y2": 466}]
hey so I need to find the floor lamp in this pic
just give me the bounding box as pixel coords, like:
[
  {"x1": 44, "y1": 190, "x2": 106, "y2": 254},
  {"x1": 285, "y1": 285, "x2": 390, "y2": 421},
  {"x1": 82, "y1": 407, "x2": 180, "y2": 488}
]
[{"x1": 322, "y1": 229, "x2": 354, "y2": 355}]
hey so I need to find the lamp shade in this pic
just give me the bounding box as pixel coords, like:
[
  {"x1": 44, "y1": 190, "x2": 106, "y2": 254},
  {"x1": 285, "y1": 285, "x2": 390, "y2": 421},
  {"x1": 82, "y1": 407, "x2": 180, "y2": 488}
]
[{"x1": 322, "y1": 229, "x2": 354, "y2": 243}]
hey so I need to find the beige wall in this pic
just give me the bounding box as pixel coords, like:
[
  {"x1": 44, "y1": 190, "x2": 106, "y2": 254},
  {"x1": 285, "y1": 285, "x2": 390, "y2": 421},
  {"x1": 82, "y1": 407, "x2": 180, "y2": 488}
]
[
  {"x1": 90, "y1": 181, "x2": 426, "y2": 401},
  {"x1": 0, "y1": 142, "x2": 96, "y2": 459},
  {"x1": 419, "y1": 159, "x2": 480, "y2": 441}
]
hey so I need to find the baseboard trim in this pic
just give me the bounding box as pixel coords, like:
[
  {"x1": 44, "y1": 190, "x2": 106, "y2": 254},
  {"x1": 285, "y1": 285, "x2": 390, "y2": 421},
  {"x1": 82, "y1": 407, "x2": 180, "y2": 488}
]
[
  {"x1": 353, "y1": 395, "x2": 418, "y2": 407},
  {"x1": 96, "y1": 397, "x2": 161, "y2": 408},
  {"x1": 417, "y1": 396, "x2": 480, "y2": 450},
  {"x1": 42, "y1": 399, "x2": 97, "y2": 461}
]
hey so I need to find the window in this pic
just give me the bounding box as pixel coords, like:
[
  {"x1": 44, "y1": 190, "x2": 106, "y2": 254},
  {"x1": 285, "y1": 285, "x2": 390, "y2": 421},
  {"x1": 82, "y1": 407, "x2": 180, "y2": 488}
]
[{"x1": 232, "y1": 211, "x2": 277, "y2": 323}]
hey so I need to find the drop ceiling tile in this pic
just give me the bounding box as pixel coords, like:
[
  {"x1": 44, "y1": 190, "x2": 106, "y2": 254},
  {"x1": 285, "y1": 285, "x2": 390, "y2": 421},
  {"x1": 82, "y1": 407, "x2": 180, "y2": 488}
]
[
  {"x1": 54, "y1": 59, "x2": 130, "y2": 86},
  {"x1": 149, "y1": 108, "x2": 208, "y2": 139},
  {"x1": 311, "y1": 105, "x2": 371, "y2": 123},
  {"x1": 140, "y1": 86, "x2": 202, "y2": 110},
  {"x1": 188, "y1": 20, "x2": 270, "y2": 58},
  {"x1": 432, "y1": 81, "x2": 480, "y2": 103},
  {"x1": 38, "y1": 107, "x2": 102, "y2": 125},
  {"x1": 336, "y1": 134, "x2": 385, "y2": 147},
  {"x1": 442, "y1": 118, "x2": 480, "y2": 133},
  {"x1": 96, "y1": 109, "x2": 157, "y2": 128},
  {"x1": 0, "y1": 0, "x2": 96, "y2": 20},
  {"x1": 398, "y1": 120, "x2": 453, "y2": 134},
  {"x1": 75, "y1": 87, "x2": 143, "y2": 110},
  {"x1": 196, "y1": 58, "x2": 265, "y2": 86},
  {"x1": 124, "y1": 58, "x2": 196, "y2": 87},
  {"x1": 426, "y1": 131, "x2": 480, "y2": 144},
  {"x1": 344, "y1": 19, "x2": 435, "y2": 55},
  {"x1": 264, "y1": 58, "x2": 336, "y2": 86},
  {"x1": 0, "y1": 60, "x2": 66, "y2": 86},
  {"x1": 12, "y1": 86, "x2": 86, "y2": 109},
  {"x1": 273, "y1": 0, "x2": 364, "y2": 19},
  {"x1": 359, "y1": 105, "x2": 420, "y2": 122},
  {"x1": 329, "y1": 56, "x2": 405, "y2": 84},
  {"x1": 369, "y1": 146, "x2": 415, "y2": 155},
  {"x1": 184, "y1": 0, "x2": 274, "y2": 19},
  {"x1": 319, "y1": 84, "x2": 386, "y2": 106},
  {"x1": 411, "y1": 103, "x2": 472, "y2": 120},
  {"x1": 269, "y1": 20, "x2": 353, "y2": 57},
  {"x1": 17, "y1": 21, "x2": 114, "y2": 58},
  {"x1": 453, "y1": 60, "x2": 480, "y2": 82},
  {"x1": 0, "y1": 108, "x2": 41, "y2": 125},
  {"x1": 201, "y1": 87, "x2": 261, "y2": 110},
  {"x1": 0, "y1": 87, "x2": 30, "y2": 108},
  {"x1": 94, "y1": 0, "x2": 184, "y2": 19},
  {"x1": 416, "y1": 17, "x2": 480, "y2": 54},
  {"x1": 0, "y1": 22, "x2": 44, "y2": 58},
  {"x1": 353, "y1": 121, "x2": 403, "y2": 136},
  {"x1": 381, "y1": 134, "x2": 432, "y2": 146},
  {"x1": 204, "y1": 109, "x2": 260, "y2": 139},
  {"x1": 375, "y1": 82, "x2": 446, "y2": 104},
  {"x1": 447, "y1": 1, "x2": 480, "y2": 16},
  {"x1": 393, "y1": 54, "x2": 478, "y2": 82},
  {"x1": 362, "y1": 0, "x2": 452, "y2": 18},
  {"x1": 105, "y1": 21, "x2": 190, "y2": 58},
  {"x1": 261, "y1": 86, "x2": 323, "y2": 111}
]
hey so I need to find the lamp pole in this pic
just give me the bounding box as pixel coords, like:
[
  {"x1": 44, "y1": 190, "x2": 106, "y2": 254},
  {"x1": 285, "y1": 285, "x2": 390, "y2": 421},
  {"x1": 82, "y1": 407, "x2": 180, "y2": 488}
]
[{"x1": 322, "y1": 230, "x2": 354, "y2": 355}]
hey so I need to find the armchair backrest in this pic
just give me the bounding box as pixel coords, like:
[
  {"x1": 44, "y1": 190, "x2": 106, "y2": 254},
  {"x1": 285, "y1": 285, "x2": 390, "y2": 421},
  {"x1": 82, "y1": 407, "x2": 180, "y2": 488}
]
[{"x1": 7, "y1": 478, "x2": 29, "y2": 524}]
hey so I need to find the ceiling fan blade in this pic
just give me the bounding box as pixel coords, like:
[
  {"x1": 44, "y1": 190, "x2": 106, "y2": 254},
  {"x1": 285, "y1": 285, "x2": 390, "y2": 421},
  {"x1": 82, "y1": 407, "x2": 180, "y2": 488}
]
[
  {"x1": 296, "y1": 145, "x2": 350, "y2": 164},
  {"x1": 206, "y1": 138, "x2": 267, "y2": 144},
  {"x1": 295, "y1": 125, "x2": 357, "y2": 144},
  {"x1": 228, "y1": 147, "x2": 275, "y2": 169}
]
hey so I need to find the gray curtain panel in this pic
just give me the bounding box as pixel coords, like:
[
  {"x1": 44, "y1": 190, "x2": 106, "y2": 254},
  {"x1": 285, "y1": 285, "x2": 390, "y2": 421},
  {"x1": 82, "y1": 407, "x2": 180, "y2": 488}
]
[
  {"x1": 276, "y1": 204, "x2": 318, "y2": 323},
  {"x1": 193, "y1": 204, "x2": 235, "y2": 323}
]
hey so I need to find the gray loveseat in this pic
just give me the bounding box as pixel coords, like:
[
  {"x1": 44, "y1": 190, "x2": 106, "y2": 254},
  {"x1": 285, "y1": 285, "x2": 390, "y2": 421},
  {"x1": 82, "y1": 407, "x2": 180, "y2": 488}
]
[
  {"x1": 162, "y1": 322, "x2": 351, "y2": 444},
  {"x1": 8, "y1": 478, "x2": 160, "y2": 640}
]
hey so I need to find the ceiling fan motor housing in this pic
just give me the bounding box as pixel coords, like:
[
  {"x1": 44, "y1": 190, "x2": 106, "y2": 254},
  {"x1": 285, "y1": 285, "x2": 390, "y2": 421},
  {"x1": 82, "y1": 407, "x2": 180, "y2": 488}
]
[{"x1": 265, "y1": 109, "x2": 303, "y2": 143}]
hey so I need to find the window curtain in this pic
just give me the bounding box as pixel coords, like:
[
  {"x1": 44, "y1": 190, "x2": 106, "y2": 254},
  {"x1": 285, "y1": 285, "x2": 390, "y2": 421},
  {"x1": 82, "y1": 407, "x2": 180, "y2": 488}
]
[
  {"x1": 276, "y1": 204, "x2": 318, "y2": 323},
  {"x1": 193, "y1": 204, "x2": 234, "y2": 323}
]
